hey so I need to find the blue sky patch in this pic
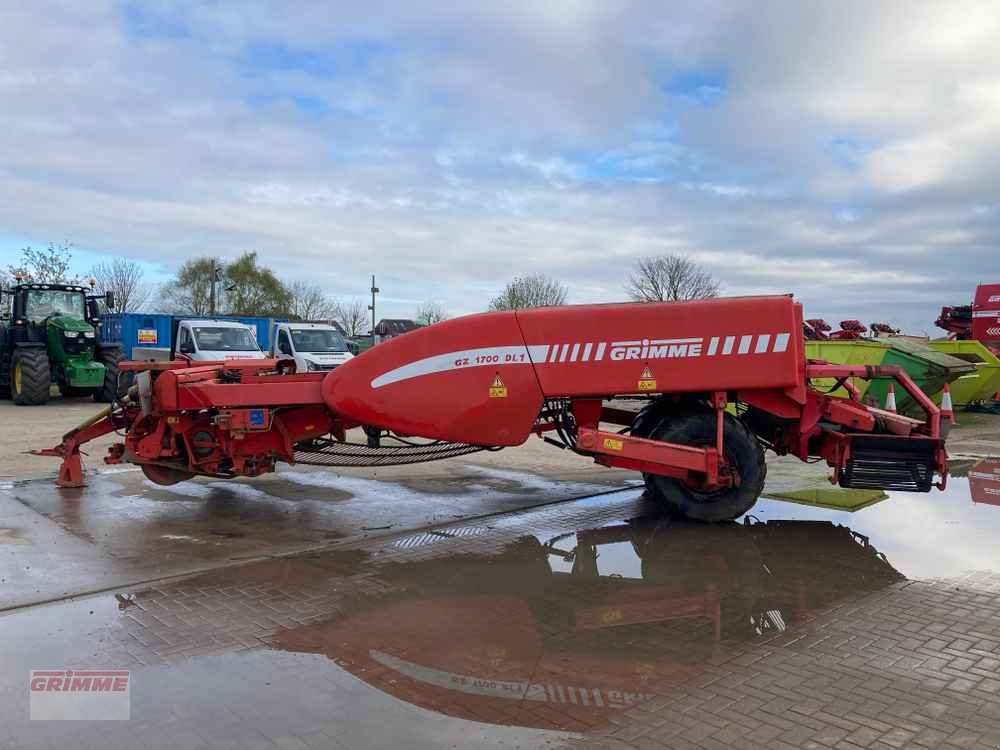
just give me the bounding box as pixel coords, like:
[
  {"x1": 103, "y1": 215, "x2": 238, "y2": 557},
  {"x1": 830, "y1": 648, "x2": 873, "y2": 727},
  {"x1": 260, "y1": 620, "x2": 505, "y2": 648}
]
[{"x1": 664, "y1": 70, "x2": 727, "y2": 107}]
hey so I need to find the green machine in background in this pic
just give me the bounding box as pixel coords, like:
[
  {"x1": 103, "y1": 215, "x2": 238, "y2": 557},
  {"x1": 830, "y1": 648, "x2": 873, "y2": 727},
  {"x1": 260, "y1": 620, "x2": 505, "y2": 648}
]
[
  {"x1": 864, "y1": 337, "x2": 975, "y2": 414},
  {"x1": 0, "y1": 280, "x2": 125, "y2": 405},
  {"x1": 926, "y1": 339, "x2": 1000, "y2": 406},
  {"x1": 805, "y1": 337, "x2": 975, "y2": 415}
]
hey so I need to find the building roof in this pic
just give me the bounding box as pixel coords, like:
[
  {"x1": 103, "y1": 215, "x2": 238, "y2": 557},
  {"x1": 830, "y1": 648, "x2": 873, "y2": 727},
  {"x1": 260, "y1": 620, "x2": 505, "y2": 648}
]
[{"x1": 374, "y1": 319, "x2": 420, "y2": 336}]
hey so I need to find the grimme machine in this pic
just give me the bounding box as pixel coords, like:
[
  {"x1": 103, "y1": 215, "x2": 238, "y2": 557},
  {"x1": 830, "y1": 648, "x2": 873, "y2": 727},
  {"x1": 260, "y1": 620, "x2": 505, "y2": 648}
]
[{"x1": 36, "y1": 295, "x2": 948, "y2": 521}]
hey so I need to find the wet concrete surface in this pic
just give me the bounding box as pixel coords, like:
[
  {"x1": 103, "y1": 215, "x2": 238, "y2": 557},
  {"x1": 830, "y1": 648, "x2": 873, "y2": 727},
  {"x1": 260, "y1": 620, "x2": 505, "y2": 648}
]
[
  {"x1": 3, "y1": 454, "x2": 1000, "y2": 748},
  {"x1": 0, "y1": 463, "x2": 635, "y2": 609}
]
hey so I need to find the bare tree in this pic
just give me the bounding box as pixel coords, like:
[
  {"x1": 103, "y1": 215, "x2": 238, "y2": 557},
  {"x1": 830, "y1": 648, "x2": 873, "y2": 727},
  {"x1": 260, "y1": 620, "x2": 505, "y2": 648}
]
[
  {"x1": 625, "y1": 254, "x2": 719, "y2": 302},
  {"x1": 488, "y1": 274, "x2": 567, "y2": 311},
  {"x1": 333, "y1": 299, "x2": 369, "y2": 336},
  {"x1": 7, "y1": 242, "x2": 74, "y2": 283},
  {"x1": 288, "y1": 281, "x2": 338, "y2": 321},
  {"x1": 415, "y1": 301, "x2": 450, "y2": 326},
  {"x1": 89, "y1": 257, "x2": 152, "y2": 312}
]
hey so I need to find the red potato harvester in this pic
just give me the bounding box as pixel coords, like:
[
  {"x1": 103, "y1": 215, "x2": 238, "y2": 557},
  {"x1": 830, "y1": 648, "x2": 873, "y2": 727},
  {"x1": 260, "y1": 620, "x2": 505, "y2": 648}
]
[{"x1": 36, "y1": 295, "x2": 948, "y2": 521}]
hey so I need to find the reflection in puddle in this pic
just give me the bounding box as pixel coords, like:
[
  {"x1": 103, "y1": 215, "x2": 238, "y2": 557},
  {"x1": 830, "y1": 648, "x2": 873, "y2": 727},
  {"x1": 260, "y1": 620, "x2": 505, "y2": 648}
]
[
  {"x1": 765, "y1": 487, "x2": 888, "y2": 511},
  {"x1": 272, "y1": 516, "x2": 901, "y2": 732},
  {"x1": 968, "y1": 458, "x2": 1000, "y2": 505},
  {"x1": 751, "y1": 461, "x2": 1000, "y2": 579}
]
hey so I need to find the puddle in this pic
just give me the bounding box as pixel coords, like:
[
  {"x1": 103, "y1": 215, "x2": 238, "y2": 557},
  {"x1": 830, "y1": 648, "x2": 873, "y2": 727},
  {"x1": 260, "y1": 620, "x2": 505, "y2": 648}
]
[
  {"x1": 270, "y1": 514, "x2": 901, "y2": 733},
  {"x1": 748, "y1": 458, "x2": 1000, "y2": 579},
  {"x1": 4, "y1": 462, "x2": 1000, "y2": 746}
]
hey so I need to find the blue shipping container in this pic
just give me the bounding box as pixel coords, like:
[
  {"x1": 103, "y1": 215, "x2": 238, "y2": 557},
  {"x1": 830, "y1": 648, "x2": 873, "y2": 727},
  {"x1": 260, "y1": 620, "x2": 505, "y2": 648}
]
[{"x1": 102, "y1": 313, "x2": 285, "y2": 359}]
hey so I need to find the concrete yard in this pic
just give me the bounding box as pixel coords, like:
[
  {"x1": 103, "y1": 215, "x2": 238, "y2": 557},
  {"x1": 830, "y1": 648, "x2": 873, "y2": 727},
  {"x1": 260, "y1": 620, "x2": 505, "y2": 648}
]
[{"x1": 2, "y1": 398, "x2": 999, "y2": 749}]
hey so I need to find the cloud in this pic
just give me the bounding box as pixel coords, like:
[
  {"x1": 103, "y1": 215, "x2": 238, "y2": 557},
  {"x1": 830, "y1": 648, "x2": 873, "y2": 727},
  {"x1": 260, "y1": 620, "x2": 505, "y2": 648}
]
[{"x1": 0, "y1": 0, "x2": 998, "y2": 327}]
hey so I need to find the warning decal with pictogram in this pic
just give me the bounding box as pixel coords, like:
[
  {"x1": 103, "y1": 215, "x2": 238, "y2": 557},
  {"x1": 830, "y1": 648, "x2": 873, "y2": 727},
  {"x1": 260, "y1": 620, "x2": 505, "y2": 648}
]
[
  {"x1": 638, "y1": 365, "x2": 656, "y2": 392},
  {"x1": 489, "y1": 374, "x2": 508, "y2": 398}
]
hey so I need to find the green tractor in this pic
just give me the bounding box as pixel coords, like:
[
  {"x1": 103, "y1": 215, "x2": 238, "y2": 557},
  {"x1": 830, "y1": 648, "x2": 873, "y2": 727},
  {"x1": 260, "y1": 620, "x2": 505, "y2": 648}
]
[{"x1": 0, "y1": 280, "x2": 126, "y2": 405}]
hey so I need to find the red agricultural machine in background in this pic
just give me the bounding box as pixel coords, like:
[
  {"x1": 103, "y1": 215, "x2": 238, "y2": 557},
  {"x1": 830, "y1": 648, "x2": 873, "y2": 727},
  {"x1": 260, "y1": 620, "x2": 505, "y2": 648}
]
[
  {"x1": 804, "y1": 320, "x2": 900, "y2": 340},
  {"x1": 937, "y1": 283, "x2": 1000, "y2": 349},
  {"x1": 36, "y1": 295, "x2": 948, "y2": 522}
]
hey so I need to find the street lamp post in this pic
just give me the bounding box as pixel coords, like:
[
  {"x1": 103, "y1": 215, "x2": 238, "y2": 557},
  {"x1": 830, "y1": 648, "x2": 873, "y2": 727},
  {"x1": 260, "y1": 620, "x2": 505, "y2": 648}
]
[{"x1": 368, "y1": 275, "x2": 379, "y2": 347}]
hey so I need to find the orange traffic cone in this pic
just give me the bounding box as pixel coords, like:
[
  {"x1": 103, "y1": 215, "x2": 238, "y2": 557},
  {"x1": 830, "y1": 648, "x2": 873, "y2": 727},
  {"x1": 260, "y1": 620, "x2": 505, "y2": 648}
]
[
  {"x1": 885, "y1": 383, "x2": 897, "y2": 413},
  {"x1": 940, "y1": 382, "x2": 955, "y2": 425}
]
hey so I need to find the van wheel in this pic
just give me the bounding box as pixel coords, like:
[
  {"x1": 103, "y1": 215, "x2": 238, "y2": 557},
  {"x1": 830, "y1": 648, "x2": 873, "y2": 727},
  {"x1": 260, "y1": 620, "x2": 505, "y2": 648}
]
[{"x1": 643, "y1": 412, "x2": 766, "y2": 522}]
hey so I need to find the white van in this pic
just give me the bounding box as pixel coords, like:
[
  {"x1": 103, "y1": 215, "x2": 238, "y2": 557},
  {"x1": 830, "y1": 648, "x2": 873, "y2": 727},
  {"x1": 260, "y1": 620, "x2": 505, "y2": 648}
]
[
  {"x1": 175, "y1": 319, "x2": 267, "y2": 361},
  {"x1": 270, "y1": 322, "x2": 354, "y2": 372}
]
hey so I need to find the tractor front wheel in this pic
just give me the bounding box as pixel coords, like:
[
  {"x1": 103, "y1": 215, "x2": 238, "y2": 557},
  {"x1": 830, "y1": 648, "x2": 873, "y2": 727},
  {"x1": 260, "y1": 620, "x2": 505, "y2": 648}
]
[
  {"x1": 11, "y1": 348, "x2": 51, "y2": 406},
  {"x1": 643, "y1": 412, "x2": 766, "y2": 522},
  {"x1": 94, "y1": 348, "x2": 126, "y2": 403}
]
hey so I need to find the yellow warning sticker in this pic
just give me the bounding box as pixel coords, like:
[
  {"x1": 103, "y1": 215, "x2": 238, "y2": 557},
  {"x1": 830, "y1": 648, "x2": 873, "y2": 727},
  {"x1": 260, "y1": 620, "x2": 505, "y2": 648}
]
[
  {"x1": 601, "y1": 608, "x2": 624, "y2": 624},
  {"x1": 603, "y1": 437, "x2": 624, "y2": 451},
  {"x1": 638, "y1": 365, "x2": 657, "y2": 391},
  {"x1": 489, "y1": 374, "x2": 508, "y2": 398}
]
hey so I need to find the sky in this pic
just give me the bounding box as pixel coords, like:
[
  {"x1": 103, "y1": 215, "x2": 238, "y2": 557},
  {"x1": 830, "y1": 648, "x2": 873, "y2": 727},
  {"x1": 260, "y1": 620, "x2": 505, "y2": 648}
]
[{"x1": 1, "y1": 1, "x2": 998, "y2": 329}]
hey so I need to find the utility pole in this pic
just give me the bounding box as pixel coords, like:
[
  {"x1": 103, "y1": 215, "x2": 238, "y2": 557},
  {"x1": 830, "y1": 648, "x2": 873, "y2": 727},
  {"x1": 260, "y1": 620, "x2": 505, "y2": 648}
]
[
  {"x1": 368, "y1": 275, "x2": 379, "y2": 347},
  {"x1": 209, "y1": 259, "x2": 217, "y2": 316}
]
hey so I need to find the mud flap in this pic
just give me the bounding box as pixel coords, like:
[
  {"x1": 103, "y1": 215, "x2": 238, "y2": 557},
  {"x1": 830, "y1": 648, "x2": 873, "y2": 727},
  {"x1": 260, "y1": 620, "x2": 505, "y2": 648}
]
[{"x1": 840, "y1": 435, "x2": 939, "y2": 492}]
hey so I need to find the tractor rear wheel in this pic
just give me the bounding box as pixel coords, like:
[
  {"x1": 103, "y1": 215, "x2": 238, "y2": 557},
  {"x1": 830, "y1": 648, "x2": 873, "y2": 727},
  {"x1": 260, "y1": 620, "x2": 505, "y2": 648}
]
[
  {"x1": 94, "y1": 348, "x2": 126, "y2": 403},
  {"x1": 11, "y1": 348, "x2": 51, "y2": 405},
  {"x1": 642, "y1": 412, "x2": 766, "y2": 522}
]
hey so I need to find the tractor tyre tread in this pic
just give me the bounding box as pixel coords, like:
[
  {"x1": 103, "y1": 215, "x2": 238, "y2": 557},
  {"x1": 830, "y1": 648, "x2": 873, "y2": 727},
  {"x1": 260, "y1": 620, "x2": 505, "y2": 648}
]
[
  {"x1": 11, "y1": 348, "x2": 51, "y2": 405},
  {"x1": 94, "y1": 348, "x2": 126, "y2": 403}
]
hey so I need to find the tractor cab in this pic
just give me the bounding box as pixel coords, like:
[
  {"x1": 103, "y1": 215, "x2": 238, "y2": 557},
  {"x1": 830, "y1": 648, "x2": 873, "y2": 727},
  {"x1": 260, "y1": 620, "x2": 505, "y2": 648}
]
[{"x1": 0, "y1": 279, "x2": 124, "y2": 405}]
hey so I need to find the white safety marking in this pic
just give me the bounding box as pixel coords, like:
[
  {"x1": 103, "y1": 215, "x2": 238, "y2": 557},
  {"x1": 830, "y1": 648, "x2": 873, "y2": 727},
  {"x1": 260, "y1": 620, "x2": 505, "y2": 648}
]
[
  {"x1": 370, "y1": 650, "x2": 648, "y2": 708},
  {"x1": 371, "y1": 330, "x2": 794, "y2": 387},
  {"x1": 973, "y1": 310, "x2": 1000, "y2": 318},
  {"x1": 371, "y1": 345, "x2": 547, "y2": 388}
]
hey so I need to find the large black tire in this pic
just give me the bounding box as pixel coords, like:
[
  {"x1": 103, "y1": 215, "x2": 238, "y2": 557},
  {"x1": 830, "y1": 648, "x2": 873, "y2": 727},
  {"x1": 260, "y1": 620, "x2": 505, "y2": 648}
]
[
  {"x1": 11, "y1": 348, "x2": 51, "y2": 405},
  {"x1": 643, "y1": 412, "x2": 766, "y2": 522},
  {"x1": 141, "y1": 463, "x2": 196, "y2": 486},
  {"x1": 94, "y1": 348, "x2": 126, "y2": 403},
  {"x1": 630, "y1": 395, "x2": 711, "y2": 438}
]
